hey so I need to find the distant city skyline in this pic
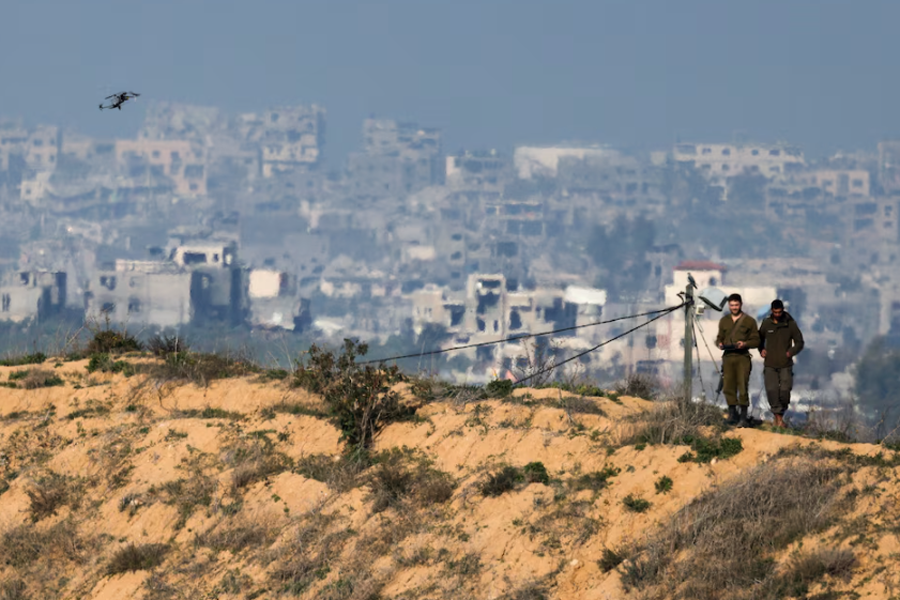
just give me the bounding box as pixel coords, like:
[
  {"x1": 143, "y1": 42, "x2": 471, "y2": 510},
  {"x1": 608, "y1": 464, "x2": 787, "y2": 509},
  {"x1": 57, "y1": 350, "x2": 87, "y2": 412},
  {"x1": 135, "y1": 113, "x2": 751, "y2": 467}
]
[{"x1": 4, "y1": 0, "x2": 900, "y2": 165}]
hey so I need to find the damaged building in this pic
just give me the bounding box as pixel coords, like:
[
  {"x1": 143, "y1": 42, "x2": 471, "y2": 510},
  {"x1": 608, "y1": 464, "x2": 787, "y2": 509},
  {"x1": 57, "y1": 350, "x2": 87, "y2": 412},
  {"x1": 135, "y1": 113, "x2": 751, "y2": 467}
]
[
  {"x1": 0, "y1": 271, "x2": 67, "y2": 323},
  {"x1": 347, "y1": 118, "x2": 443, "y2": 198},
  {"x1": 235, "y1": 106, "x2": 326, "y2": 177},
  {"x1": 86, "y1": 242, "x2": 247, "y2": 328}
]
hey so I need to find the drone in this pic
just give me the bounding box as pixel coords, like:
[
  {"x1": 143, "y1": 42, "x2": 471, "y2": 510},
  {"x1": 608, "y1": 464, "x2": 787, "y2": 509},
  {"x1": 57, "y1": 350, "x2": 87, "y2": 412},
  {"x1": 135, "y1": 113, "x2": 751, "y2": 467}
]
[{"x1": 99, "y1": 91, "x2": 140, "y2": 111}]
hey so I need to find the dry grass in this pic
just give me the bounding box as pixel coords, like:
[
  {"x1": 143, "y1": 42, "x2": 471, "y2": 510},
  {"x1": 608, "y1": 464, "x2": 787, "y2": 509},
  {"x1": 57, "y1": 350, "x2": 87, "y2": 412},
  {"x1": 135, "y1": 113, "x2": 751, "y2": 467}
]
[
  {"x1": 295, "y1": 453, "x2": 362, "y2": 492},
  {"x1": 615, "y1": 372, "x2": 662, "y2": 400},
  {"x1": 618, "y1": 397, "x2": 724, "y2": 446},
  {"x1": 195, "y1": 520, "x2": 279, "y2": 555},
  {"x1": 17, "y1": 368, "x2": 64, "y2": 389},
  {"x1": 620, "y1": 457, "x2": 853, "y2": 599},
  {"x1": 366, "y1": 450, "x2": 456, "y2": 513}
]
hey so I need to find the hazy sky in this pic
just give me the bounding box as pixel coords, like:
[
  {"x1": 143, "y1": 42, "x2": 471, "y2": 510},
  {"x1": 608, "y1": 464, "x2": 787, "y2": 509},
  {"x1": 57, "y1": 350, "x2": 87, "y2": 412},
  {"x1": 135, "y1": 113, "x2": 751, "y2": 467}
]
[{"x1": 3, "y1": 0, "x2": 900, "y2": 165}]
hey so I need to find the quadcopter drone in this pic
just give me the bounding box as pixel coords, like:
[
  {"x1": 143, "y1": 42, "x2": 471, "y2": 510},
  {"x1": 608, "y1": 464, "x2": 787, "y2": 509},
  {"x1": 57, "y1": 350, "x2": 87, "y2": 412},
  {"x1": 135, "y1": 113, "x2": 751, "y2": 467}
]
[{"x1": 99, "y1": 91, "x2": 140, "y2": 111}]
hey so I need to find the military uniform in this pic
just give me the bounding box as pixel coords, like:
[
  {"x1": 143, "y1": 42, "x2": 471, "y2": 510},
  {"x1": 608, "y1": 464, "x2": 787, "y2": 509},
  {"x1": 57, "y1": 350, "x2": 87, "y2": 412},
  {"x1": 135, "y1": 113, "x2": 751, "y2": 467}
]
[
  {"x1": 716, "y1": 312, "x2": 761, "y2": 408},
  {"x1": 758, "y1": 312, "x2": 804, "y2": 417}
]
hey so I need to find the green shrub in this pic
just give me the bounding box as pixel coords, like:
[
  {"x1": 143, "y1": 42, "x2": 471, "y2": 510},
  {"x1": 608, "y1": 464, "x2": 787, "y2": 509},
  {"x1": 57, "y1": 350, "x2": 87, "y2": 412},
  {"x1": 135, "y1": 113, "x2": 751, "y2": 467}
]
[
  {"x1": 485, "y1": 378, "x2": 514, "y2": 398},
  {"x1": 293, "y1": 339, "x2": 411, "y2": 455},
  {"x1": 622, "y1": 494, "x2": 651, "y2": 513},
  {"x1": 87, "y1": 329, "x2": 142, "y2": 354},
  {"x1": 655, "y1": 475, "x2": 673, "y2": 494},
  {"x1": 569, "y1": 466, "x2": 621, "y2": 492},
  {"x1": 678, "y1": 435, "x2": 743, "y2": 464},
  {"x1": 523, "y1": 462, "x2": 550, "y2": 485},
  {"x1": 0, "y1": 352, "x2": 46, "y2": 367}
]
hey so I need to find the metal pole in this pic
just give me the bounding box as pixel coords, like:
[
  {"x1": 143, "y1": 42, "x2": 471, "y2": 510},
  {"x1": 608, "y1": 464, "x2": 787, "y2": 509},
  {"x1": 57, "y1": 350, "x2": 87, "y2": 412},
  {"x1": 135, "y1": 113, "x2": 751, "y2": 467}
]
[{"x1": 683, "y1": 281, "x2": 694, "y2": 403}]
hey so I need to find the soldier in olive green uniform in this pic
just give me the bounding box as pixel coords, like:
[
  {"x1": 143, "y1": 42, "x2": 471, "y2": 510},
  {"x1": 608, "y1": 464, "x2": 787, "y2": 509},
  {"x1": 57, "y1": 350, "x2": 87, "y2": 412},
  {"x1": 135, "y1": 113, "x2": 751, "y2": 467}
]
[
  {"x1": 758, "y1": 299, "x2": 804, "y2": 428},
  {"x1": 716, "y1": 293, "x2": 761, "y2": 427}
]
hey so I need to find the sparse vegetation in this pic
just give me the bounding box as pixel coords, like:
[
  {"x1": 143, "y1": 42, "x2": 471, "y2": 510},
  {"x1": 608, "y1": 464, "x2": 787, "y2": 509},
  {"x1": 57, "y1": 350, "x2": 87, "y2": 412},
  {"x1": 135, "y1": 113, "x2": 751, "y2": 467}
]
[
  {"x1": 145, "y1": 351, "x2": 255, "y2": 386},
  {"x1": 0, "y1": 349, "x2": 892, "y2": 599},
  {"x1": 568, "y1": 466, "x2": 620, "y2": 492}
]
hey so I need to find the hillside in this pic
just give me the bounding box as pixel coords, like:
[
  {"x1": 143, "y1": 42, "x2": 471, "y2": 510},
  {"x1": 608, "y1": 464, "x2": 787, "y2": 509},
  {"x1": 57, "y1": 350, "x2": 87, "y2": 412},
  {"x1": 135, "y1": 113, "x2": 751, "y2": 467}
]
[{"x1": 0, "y1": 353, "x2": 898, "y2": 600}]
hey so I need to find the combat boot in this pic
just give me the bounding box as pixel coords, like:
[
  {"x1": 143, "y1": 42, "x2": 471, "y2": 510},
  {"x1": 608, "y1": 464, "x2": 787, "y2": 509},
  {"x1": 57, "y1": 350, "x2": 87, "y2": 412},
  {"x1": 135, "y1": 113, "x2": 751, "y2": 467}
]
[
  {"x1": 725, "y1": 405, "x2": 739, "y2": 426},
  {"x1": 737, "y1": 406, "x2": 751, "y2": 428}
]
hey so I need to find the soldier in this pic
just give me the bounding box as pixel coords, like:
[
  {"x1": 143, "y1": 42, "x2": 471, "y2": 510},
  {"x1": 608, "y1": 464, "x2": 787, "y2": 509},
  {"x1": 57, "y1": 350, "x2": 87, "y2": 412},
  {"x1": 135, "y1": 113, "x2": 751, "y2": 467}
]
[
  {"x1": 716, "y1": 293, "x2": 761, "y2": 427},
  {"x1": 758, "y1": 299, "x2": 804, "y2": 428}
]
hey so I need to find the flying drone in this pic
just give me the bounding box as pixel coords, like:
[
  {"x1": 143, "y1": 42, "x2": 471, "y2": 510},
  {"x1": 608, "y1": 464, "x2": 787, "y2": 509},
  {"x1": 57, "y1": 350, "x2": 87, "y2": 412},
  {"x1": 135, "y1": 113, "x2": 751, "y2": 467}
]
[{"x1": 99, "y1": 91, "x2": 140, "y2": 111}]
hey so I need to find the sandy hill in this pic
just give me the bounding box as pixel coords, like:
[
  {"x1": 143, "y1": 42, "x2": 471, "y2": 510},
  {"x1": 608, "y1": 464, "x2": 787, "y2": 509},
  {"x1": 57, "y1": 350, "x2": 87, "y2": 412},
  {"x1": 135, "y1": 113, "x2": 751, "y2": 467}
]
[{"x1": 0, "y1": 354, "x2": 898, "y2": 600}]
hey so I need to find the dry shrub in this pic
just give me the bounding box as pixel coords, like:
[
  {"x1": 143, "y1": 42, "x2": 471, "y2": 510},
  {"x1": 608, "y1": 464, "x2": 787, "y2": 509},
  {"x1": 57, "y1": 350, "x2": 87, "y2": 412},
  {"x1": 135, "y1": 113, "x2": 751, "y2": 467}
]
[
  {"x1": 619, "y1": 397, "x2": 723, "y2": 446},
  {"x1": 147, "y1": 333, "x2": 189, "y2": 357},
  {"x1": 367, "y1": 449, "x2": 455, "y2": 513},
  {"x1": 151, "y1": 475, "x2": 217, "y2": 529},
  {"x1": 803, "y1": 398, "x2": 870, "y2": 443},
  {"x1": 621, "y1": 457, "x2": 851, "y2": 599},
  {"x1": 106, "y1": 542, "x2": 168, "y2": 575},
  {"x1": 503, "y1": 582, "x2": 549, "y2": 600},
  {"x1": 615, "y1": 372, "x2": 661, "y2": 400},
  {"x1": 295, "y1": 453, "x2": 361, "y2": 492},
  {"x1": 0, "y1": 579, "x2": 27, "y2": 600},
  {"x1": 145, "y1": 351, "x2": 255, "y2": 387},
  {"x1": 557, "y1": 395, "x2": 606, "y2": 416},
  {"x1": 479, "y1": 466, "x2": 523, "y2": 497},
  {"x1": 25, "y1": 472, "x2": 75, "y2": 522},
  {"x1": 18, "y1": 369, "x2": 64, "y2": 390},
  {"x1": 761, "y1": 548, "x2": 857, "y2": 599},
  {"x1": 222, "y1": 431, "x2": 293, "y2": 491}
]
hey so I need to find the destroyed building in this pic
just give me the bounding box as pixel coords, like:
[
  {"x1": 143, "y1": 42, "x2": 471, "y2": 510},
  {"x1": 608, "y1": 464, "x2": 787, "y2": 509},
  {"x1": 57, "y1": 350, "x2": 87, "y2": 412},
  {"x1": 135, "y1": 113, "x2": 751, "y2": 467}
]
[
  {"x1": 86, "y1": 242, "x2": 247, "y2": 328},
  {"x1": 347, "y1": 119, "x2": 443, "y2": 198},
  {"x1": 0, "y1": 271, "x2": 67, "y2": 323},
  {"x1": 235, "y1": 106, "x2": 326, "y2": 177}
]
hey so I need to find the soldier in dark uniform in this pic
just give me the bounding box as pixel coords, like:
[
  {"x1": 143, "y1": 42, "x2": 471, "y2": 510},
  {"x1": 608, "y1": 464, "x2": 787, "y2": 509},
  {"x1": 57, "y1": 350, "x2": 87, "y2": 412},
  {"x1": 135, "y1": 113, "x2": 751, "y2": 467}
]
[
  {"x1": 716, "y1": 293, "x2": 761, "y2": 427},
  {"x1": 758, "y1": 299, "x2": 804, "y2": 428}
]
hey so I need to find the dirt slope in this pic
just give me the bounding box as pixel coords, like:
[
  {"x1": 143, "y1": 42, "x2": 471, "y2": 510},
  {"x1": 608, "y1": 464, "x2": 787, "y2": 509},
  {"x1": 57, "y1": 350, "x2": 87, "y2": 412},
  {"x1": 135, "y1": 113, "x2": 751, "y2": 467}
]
[{"x1": 0, "y1": 359, "x2": 898, "y2": 600}]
